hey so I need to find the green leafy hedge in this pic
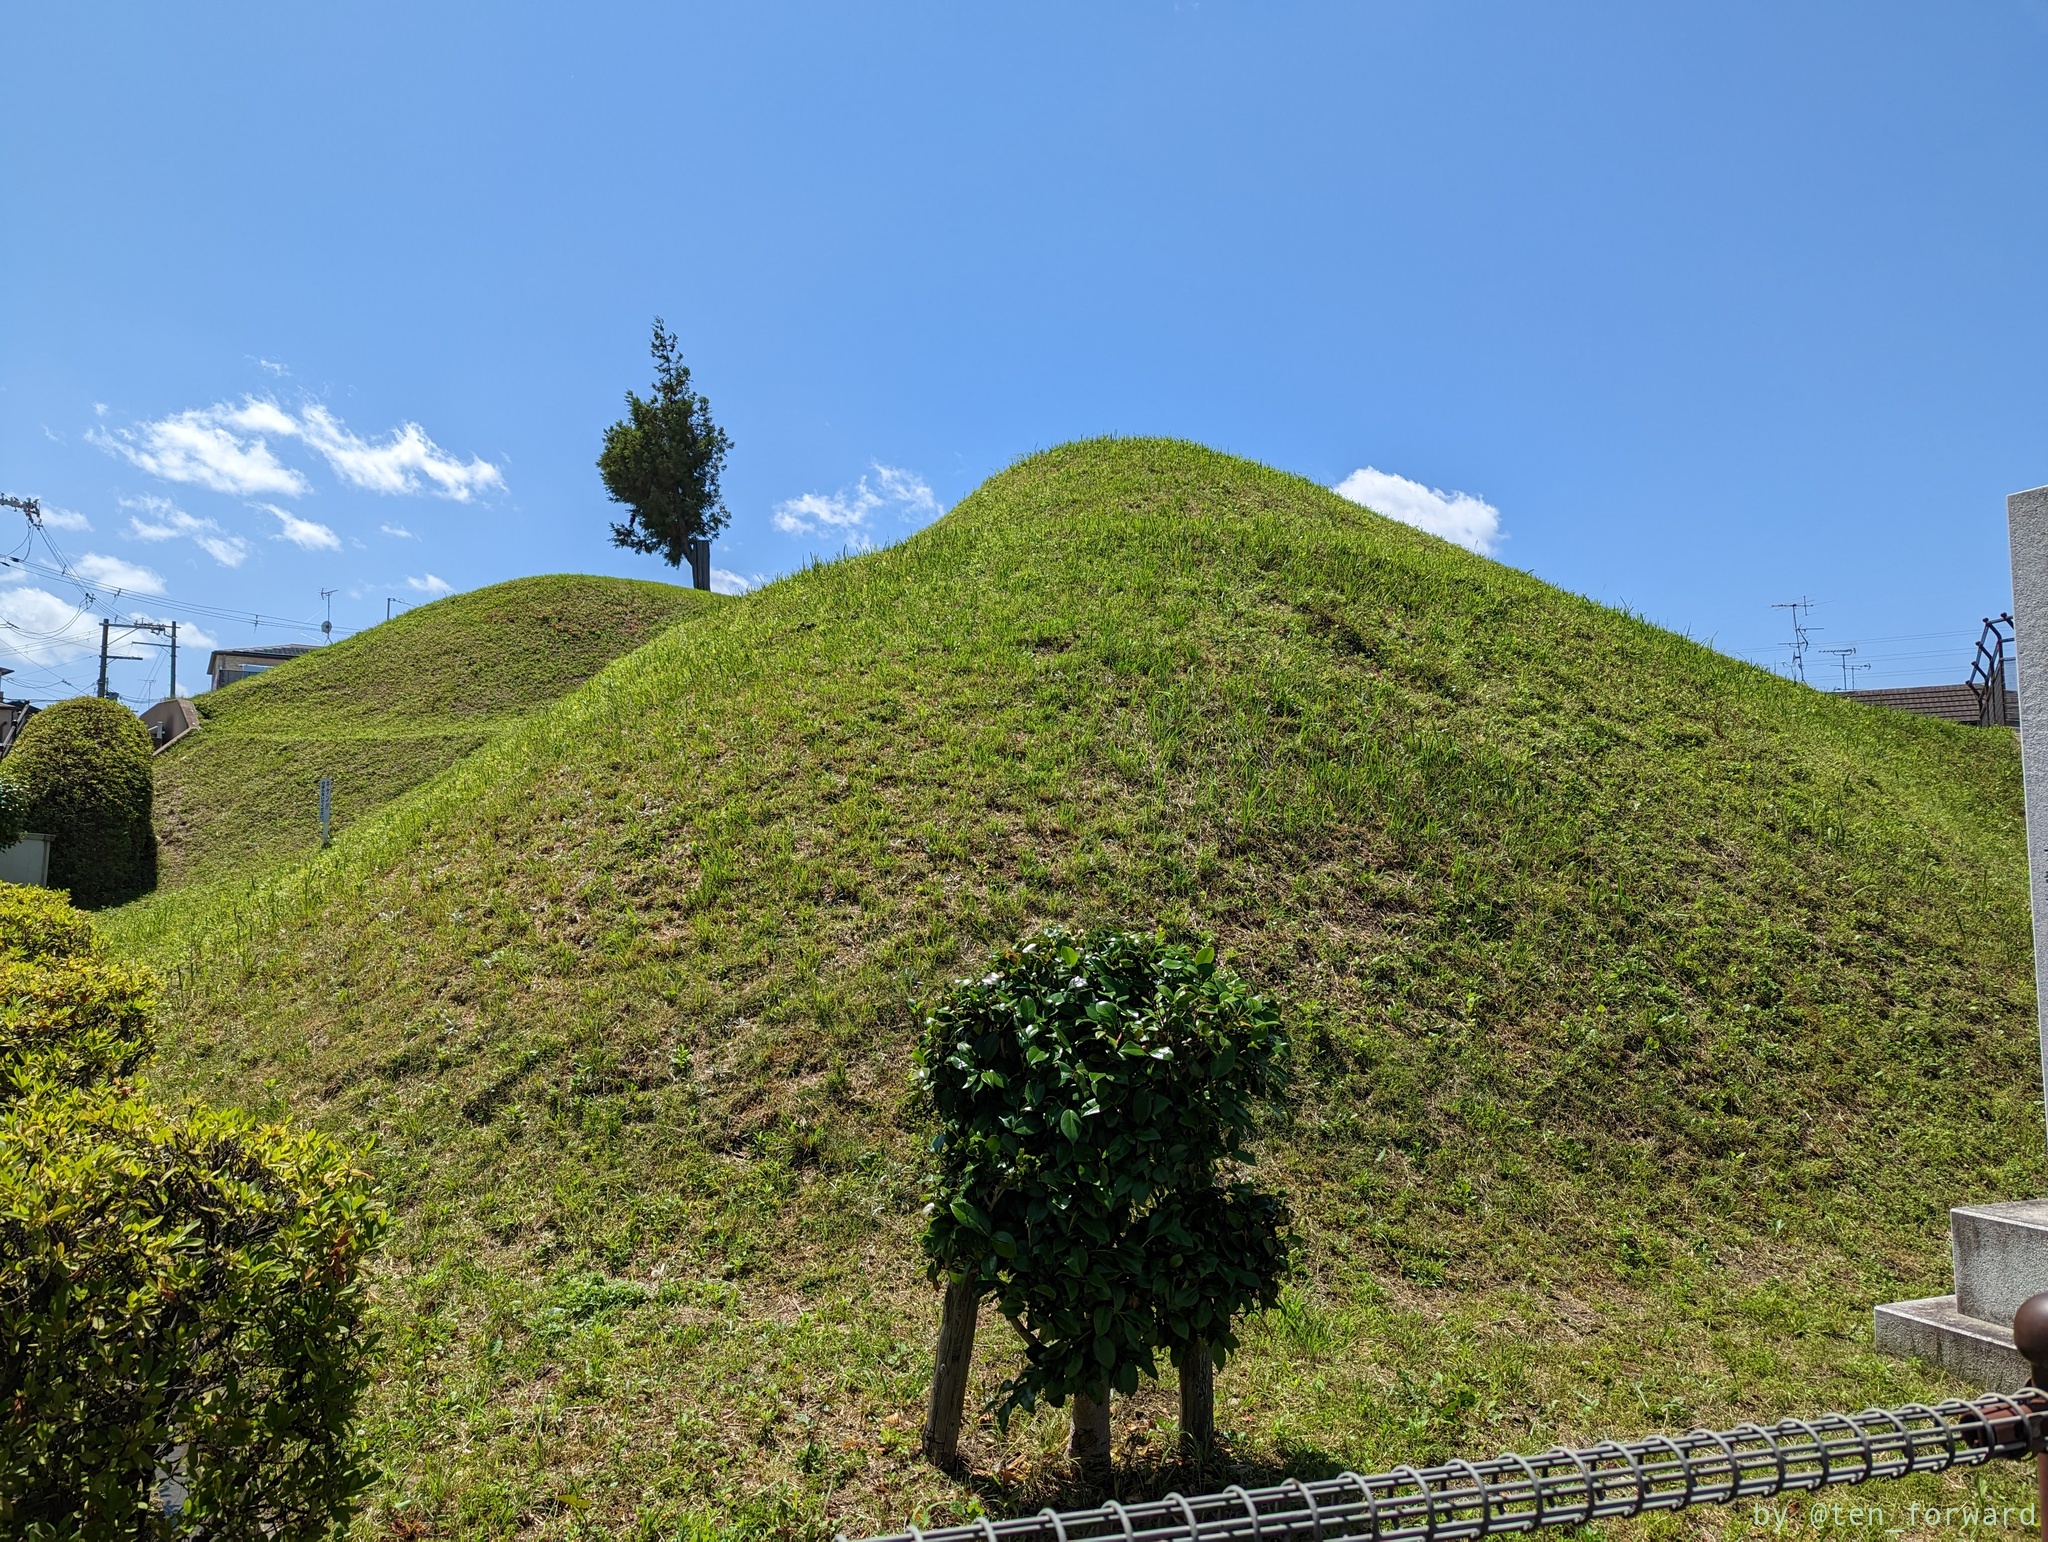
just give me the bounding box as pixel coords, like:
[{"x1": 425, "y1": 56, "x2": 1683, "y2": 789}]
[
  {"x1": 916, "y1": 928, "x2": 1293, "y2": 1422},
  {"x1": 0, "y1": 957, "x2": 156, "y2": 1101},
  {"x1": 0, "y1": 887, "x2": 100, "y2": 966},
  {"x1": 0, "y1": 884, "x2": 385, "y2": 1538},
  {"x1": 0, "y1": 698, "x2": 156, "y2": 908}
]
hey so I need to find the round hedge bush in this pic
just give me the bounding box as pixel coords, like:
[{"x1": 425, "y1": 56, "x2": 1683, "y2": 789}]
[{"x1": 0, "y1": 699, "x2": 155, "y2": 908}]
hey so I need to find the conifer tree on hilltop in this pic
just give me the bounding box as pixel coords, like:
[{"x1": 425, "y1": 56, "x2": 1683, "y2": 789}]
[{"x1": 597, "y1": 317, "x2": 731, "y2": 589}]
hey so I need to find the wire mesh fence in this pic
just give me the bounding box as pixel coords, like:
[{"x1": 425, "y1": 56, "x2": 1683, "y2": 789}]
[{"x1": 850, "y1": 1392, "x2": 2048, "y2": 1542}]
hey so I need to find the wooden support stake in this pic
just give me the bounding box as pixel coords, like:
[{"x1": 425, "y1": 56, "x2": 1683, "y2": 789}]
[
  {"x1": 922, "y1": 1276, "x2": 980, "y2": 1468},
  {"x1": 1179, "y1": 1339, "x2": 1214, "y2": 1462},
  {"x1": 1069, "y1": 1386, "x2": 1112, "y2": 1477}
]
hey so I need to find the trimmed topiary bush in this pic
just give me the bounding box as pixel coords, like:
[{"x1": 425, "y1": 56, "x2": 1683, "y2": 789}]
[
  {"x1": 0, "y1": 698, "x2": 155, "y2": 908},
  {"x1": 0, "y1": 886, "x2": 385, "y2": 1537},
  {"x1": 916, "y1": 927, "x2": 1292, "y2": 1460}
]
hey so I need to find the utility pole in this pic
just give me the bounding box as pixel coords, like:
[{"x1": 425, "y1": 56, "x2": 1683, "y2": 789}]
[
  {"x1": 321, "y1": 588, "x2": 336, "y2": 641},
  {"x1": 96, "y1": 618, "x2": 167, "y2": 703},
  {"x1": 168, "y1": 620, "x2": 178, "y2": 699}
]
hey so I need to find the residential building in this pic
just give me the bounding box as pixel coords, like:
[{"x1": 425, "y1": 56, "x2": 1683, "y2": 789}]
[{"x1": 206, "y1": 644, "x2": 315, "y2": 692}]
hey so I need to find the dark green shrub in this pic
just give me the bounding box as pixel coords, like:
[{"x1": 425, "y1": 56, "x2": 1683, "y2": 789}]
[
  {"x1": 0, "y1": 781, "x2": 26, "y2": 855},
  {"x1": 0, "y1": 889, "x2": 385, "y2": 1538},
  {"x1": 0, "y1": 699, "x2": 155, "y2": 908},
  {"x1": 916, "y1": 928, "x2": 1292, "y2": 1423}
]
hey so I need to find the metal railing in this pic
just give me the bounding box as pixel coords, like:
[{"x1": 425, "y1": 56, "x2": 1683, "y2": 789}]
[
  {"x1": 1970, "y1": 613, "x2": 2016, "y2": 728},
  {"x1": 851, "y1": 1392, "x2": 2048, "y2": 1542}
]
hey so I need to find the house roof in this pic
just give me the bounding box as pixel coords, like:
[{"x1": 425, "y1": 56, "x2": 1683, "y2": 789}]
[
  {"x1": 206, "y1": 644, "x2": 317, "y2": 672},
  {"x1": 1839, "y1": 683, "x2": 2017, "y2": 726}
]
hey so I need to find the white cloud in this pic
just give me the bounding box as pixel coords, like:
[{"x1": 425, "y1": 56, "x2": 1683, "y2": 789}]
[
  {"x1": 291, "y1": 405, "x2": 505, "y2": 501},
  {"x1": 93, "y1": 397, "x2": 505, "y2": 502},
  {"x1": 406, "y1": 573, "x2": 452, "y2": 595},
  {"x1": 871, "y1": 463, "x2": 940, "y2": 517},
  {"x1": 772, "y1": 461, "x2": 942, "y2": 537},
  {"x1": 260, "y1": 503, "x2": 341, "y2": 552},
  {"x1": 122, "y1": 495, "x2": 250, "y2": 567},
  {"x1": 1333, "y1": 467, "x2": 1503, "y2": 555},
  {"x1": 73, "y1": 553, "x2": 166, "y2": 595},
  {"x1": 710, "y1": 568, "x2": 769, "y2": 596},
  {"x1": 0, "y1": 586, "x2": 102, "y2": 666},
  {"x1": 92, "y1": 407, "x2": 309, "y2": 497},
  {"x1": 41, "y1": 507, "x2": 91, "y2": 532},
  {"x1": 379, "y1": 523, "x2": 414, "y2": 539},
  {"x1": 256, "y1": 358, "x2": 289, "y2": 376}
]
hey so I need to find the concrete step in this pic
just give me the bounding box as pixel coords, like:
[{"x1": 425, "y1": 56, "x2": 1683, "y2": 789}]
[
  {"x1": 1873, "y1": 1295, "x2": 2029, "y2": 1388},
  {"x1": 1953, "y1": 1199, "x2": 2048, "y2": 1328}
]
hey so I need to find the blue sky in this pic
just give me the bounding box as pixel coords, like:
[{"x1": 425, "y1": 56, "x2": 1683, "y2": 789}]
[{"x1": 2, "y1": 3, "x2": 2043, "y2": 704}]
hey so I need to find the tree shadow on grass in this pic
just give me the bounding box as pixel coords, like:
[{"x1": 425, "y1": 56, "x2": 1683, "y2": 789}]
[{"x1": 946, "y1": 1433, "x2": 1355, "y2": 1521}]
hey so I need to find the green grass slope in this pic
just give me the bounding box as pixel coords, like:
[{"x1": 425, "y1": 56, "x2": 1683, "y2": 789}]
[
  {"x1": 111, "y1": 442, "x2": 2040, "y2": 1541},
  {"x1": 148, "y1": 575, "x2": 713, "y2": 893}
]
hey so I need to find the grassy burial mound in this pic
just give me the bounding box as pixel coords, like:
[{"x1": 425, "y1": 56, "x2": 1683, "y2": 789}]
[
  {"x1": 148, "y1": 575, "x2": 713, "y2": 894},
  {"x1": 106, "y1": 441, "x2": 2039, "y2": 1539}
]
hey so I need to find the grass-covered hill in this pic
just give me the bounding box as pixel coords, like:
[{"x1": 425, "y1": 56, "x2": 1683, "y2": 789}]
[
  {"x1": 150, "y1": 575, "x2": 713, "y2": 894},
  {"x1": 102, "y1": 441, "x2": 2041, "y2": 1541}
]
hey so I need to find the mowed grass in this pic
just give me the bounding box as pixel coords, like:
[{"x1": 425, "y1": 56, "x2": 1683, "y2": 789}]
[
  {"x1": 100, "y1": 441, "x2": 2043, "y2": 1541},
  {"x1": 145, "y1": 574, "x2": 714, "y2": 897}
]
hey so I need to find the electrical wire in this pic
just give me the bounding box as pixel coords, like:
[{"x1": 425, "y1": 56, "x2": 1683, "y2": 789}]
[{"x1": 0, "y1": 494, "x2": 358, "y2": 705}]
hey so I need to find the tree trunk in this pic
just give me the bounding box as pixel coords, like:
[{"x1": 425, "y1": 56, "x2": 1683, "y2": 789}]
[
  {"x1": 1069, "y1": 1386, "x2": 1112, "y2": 1477},
  {"x1": 922, "y1": 1277, "x2": 980, "y2": 1468},
  {"x1": 1179, "y1": 1340, "x2": 1214, "y2": 1462}
]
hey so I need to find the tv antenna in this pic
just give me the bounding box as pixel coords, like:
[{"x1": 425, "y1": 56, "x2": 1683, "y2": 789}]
[
  {"x1": 1821, "y1": 645, "x2": 1859, "y2": 692},
  {"x1": 1772, "y1": 598, "x2": 1817, "y2": 683}
]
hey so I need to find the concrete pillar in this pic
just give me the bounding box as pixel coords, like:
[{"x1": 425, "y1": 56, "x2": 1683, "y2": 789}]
[{"x1": 2006, "y1": 485, "x2": 2048, "y2": 1151}]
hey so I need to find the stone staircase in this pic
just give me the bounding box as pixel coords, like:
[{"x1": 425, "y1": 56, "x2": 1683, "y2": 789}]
[{"x1": 1876, "y1": 1200, "x2": 2048, "y2": 1386}]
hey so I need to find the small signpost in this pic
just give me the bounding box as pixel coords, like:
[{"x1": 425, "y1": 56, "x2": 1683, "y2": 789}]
[{"x1": 318, "y1": 776, "x2": 332, "y2": 849}]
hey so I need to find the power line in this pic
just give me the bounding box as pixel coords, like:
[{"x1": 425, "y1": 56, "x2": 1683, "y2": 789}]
[
  {"x1": 0, "y1": 553, "x2": 330, "y2": 634},
  {"x1": 0, "y1": 490, "x2": 364, "y2": 706},
  {"x1": 0, "y1": 493, "x2": 337, "y2": 637}
]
